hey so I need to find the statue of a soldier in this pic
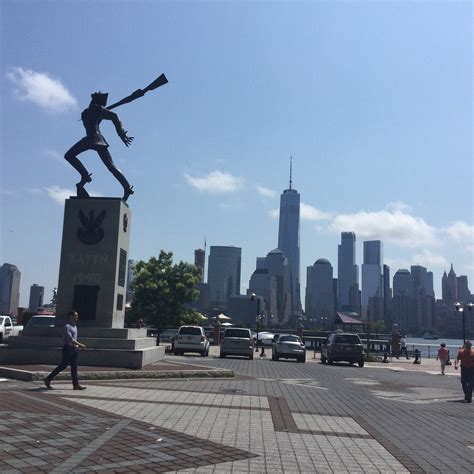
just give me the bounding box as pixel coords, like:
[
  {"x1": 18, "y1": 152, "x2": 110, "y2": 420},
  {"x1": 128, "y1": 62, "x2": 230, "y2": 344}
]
[
  {"x1": 65, "y1": 92, "x2": 135, "y2": 201},
  {"x1": 64, "y1": 74, "x2": 168, "y2": 201}
]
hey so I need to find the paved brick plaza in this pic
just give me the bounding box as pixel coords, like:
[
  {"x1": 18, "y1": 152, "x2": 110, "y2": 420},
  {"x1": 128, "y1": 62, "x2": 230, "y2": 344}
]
[{"x1": 1, "y1": 352, "x2": 472, "y2": 473}]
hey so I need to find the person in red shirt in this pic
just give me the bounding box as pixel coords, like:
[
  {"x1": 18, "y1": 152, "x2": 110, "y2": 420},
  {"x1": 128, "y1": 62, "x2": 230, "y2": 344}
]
[
  {"x1": 454, "y1": 340, "x2": 474, "y2": 403},
  {"x1": 436, "y1": 343, "x2": 449, "y2": 375}
]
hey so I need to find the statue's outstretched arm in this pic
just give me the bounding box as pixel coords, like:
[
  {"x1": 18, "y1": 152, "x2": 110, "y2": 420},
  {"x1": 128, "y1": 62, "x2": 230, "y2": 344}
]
[{"x1": 102, "y1": 108, "x2": 134, "y2": 147}]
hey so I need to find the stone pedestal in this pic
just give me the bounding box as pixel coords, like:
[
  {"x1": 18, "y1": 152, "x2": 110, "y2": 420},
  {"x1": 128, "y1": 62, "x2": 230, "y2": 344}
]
[
  {"x1": 0, "y1": 197, "x2": 165, "y2": 369},
  {"x1": 56, "y1": 197, "x2": 130, "y2": 328}
]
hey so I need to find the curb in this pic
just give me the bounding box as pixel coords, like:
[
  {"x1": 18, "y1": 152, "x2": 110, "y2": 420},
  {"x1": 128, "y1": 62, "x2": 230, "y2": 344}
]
[{"x1": 0, "y1": 366, "x2": 234, "y2": 382}]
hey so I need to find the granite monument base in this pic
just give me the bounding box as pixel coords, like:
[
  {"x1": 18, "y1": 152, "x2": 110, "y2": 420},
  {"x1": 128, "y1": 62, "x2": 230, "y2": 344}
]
[{"x1": 2, "y1": 328, "x2": 165, "y2": 369}]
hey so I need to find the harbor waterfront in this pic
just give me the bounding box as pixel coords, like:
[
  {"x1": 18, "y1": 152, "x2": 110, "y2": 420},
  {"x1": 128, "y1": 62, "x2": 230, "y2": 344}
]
[{"x1": 406, "y1": 337, "x2": 465, "y2": 359}]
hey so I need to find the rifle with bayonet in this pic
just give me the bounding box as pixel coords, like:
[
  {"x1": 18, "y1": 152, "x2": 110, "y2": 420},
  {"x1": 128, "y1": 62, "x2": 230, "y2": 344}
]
[{"x1": 107, "y1": 73, "x2": 168, "y2": 111}]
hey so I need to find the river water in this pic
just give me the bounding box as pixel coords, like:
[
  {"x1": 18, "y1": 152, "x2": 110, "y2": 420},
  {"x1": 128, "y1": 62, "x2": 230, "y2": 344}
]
[{"x1": 406, "y1": 337, "x2": 466, "y2": 359}]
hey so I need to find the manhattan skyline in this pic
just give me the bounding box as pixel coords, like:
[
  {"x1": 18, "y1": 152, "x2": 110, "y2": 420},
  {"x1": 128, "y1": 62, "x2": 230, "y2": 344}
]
[{"x1": 1, "y1": 1, "x2": 472, "y2": 307}]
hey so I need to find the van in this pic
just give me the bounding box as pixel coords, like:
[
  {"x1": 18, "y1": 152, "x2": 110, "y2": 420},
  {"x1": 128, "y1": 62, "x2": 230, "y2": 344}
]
[
  {"x1": 174, "y1": 326, "x2": 209, "y2": 356},
  {"x1": 220, "y1": 327, "x2": 254, "y2": 360}
]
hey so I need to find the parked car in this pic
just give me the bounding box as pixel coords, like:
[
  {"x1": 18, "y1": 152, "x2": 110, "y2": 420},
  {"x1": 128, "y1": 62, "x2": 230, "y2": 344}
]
[
  {"x1": 272, "y1": 334, "x2": 306, "y2": 362},
  {"x1": 159, "y1": 328, "x2": 178, "y2": 343},
  {"x1": 321, "y1": 332, "x2": 364, "y2": 367},
  {"x1": 0, "y1": 315, "x2": 23, "y2": 343},
  {"x1": 26, "y1": 315, "x2": 56, "y2": 328},
  {"x1": 220, "y1": 327, "x2": 254, "y2": 360},
  {"x1": 174, "y1": 325, "x2": 209, "y2": 356},
  {"x1": 258, "y1": 332, "x2": 275, "y2": 346}
]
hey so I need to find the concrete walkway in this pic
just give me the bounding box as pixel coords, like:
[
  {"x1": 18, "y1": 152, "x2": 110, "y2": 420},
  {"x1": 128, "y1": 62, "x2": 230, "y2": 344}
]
[{"x1": 1, "y1": 344, "x2": 471, "y2": 473}]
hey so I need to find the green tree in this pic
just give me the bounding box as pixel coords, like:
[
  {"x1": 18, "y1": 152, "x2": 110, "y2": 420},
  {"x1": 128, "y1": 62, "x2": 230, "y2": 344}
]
[{"x1": 131, "y1": 251, "x2": 202, "y2": 329}]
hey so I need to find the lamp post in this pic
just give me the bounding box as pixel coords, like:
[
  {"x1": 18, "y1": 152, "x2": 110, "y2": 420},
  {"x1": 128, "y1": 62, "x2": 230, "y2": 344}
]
[
  {"x1": 320, "y1": 316, "x2": 328, "y2": 332},
  {"x1": 251, "y1": 293, "x2": 260, "y2": 352},
  {"x1": 455, "y1": 302, "x2": 474, "y2": 343},
  {"x1": 259, "y1": 314, "x2": 267, "y2": 357}
]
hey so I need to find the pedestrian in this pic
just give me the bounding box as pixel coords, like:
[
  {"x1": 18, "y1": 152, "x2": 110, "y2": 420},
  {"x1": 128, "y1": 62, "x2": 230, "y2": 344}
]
[
  {"x1": 400, "y1": 334, "x2": 409, "y2": 359},
  {"x1": 44, "y1": 311, "x2": 87, "y2": 390},
  {"x1": 391, "y1": 330, "x2": 401, "y2": 359},
  {"x1": 436, "y1": 343, "x2": 449, "y2": 375},
  {"x1": 454, "y1": 340, "x2": 474, "y2": 403}
]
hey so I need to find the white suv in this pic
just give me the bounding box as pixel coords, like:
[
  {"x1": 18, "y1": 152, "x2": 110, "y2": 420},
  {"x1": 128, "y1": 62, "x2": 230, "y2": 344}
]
[{"x1": 174, "y1": 326, "x2": 209, "y2": 356}]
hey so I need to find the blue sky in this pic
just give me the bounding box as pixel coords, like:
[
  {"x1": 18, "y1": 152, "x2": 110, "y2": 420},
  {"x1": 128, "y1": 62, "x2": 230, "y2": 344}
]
[{"x1": 1, "y1": 0, "x2": 472, "y2": 308}]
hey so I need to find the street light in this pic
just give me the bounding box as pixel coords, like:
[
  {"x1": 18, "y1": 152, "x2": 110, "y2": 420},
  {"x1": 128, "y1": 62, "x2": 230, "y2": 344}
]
[
  {"x1": 251, "y1": 293, "x2": 260, "y2": 352},
  {"x1": 454, "y1": 302, "x2": 473, "y2": 343},
  {"x1": 320, "y1": 316, "x2": 328, "y2": 332}
]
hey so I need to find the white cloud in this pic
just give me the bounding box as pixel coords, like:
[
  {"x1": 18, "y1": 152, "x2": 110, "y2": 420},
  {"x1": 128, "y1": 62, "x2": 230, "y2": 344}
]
[
  {"x1": 45, "y1": 186, "x2": 75, "y2": 204},
  {"x1": 42, "y1": 148, "x2": 64, "y2": 163},
  {"x1": 184, "y1": 170, "x2": 242, "y2": 194},
  {"x1": 385, "y1": 201, "x2": 413, "y2": 213},
  {"x1": 0, "y1": 189, "x2": 16, "y2": 197},
  {"x1": 270, "y1": 208, "x2": 279, "y2": 219},
  {"x1": 45, "y1": 186, "x2": 102, "y2": 204},
  {"x1": 411, "y1": 249, "x2": 448, "y2": 268},
  {"x1": 301, "y1": 203, "x2": 331, "y2": 221},
  {"x1": 269, "y1": 203, "x2": 331, "y2": 221},
  {"x1": 444, "y1": 221, "x2": 474, "y2": 244},
  {"x1": 7, "y1": 67, "x2": 78, "y2": 113},
  {"x1": 328, "y1": 209, "x2": 437, "y2": 248},
  {"x1": 256, "y1": 185, "x2": 276, "y2": 198}
]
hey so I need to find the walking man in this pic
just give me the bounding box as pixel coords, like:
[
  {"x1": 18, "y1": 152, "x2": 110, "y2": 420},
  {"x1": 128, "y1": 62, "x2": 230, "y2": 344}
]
[
  {"x1": 44, "y1": 311, "x2": 87, "y2": 390},
  {"x1": 454, "y1": 340, "x2": 474, "y2": 403}
]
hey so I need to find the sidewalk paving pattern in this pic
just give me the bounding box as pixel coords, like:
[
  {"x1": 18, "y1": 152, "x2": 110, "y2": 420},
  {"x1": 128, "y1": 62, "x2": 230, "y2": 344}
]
[{"x1": 1, "y1": 351, "x2": 473, "y2": 473}]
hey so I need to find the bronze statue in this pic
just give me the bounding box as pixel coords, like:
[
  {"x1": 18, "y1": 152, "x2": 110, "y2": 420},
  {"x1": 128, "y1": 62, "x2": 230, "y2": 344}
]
[{"x1": 65, "y1": 74, "x2": 168, "y2": 201}]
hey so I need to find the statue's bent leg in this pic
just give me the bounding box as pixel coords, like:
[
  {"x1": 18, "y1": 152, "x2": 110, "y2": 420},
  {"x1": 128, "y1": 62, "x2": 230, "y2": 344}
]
[
  {"x1": 65, "y1": 139, "x2": 93, "y2": 186},
  {"x1": 97, "y1": 147, "x2": 134, "y2": 201}
]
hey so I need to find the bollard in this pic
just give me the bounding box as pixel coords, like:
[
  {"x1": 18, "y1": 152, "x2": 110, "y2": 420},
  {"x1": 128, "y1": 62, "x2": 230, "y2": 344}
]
[
  {"x1": 382, "y1": 352, "x2": 389, "y2": 363},
  {"x1": 413, "y1": 349, "x2": 421, "y2": 364}
]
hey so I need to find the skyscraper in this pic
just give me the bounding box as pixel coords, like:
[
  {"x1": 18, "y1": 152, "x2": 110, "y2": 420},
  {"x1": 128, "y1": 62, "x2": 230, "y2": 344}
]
[
  {"x1": 442, "y1": 264, "x2": 458, "y2": 302},
  {"x1": 0, "y1": 263, "x2": 21, "y2": 316},
  {"x1": 207, "y1": 246, "x2": 241, "y2": 308},
  {"x1": 194, "y1": 248, "x2": 206, "y2": 283},
  {"x1": 248, "y1": 267, "x2": 277, "y2": 320},
  {"x1": 383, "y1": 264, "x2": 392, "y2": 324},
  {"x1": 392, "y1": 269, "x2": 414, "y2": 332},
  {"x1": 411, "y1": 265, "x2": 434, "y2": 332},
  {"x1": 305, "y1": 258, "x2": 335, "y2": 323},
  {"x1": 361, "y1": 240, "x2": 383, "y2": 317},
  {"x1": 263, "y1": 249, "x2": 292, "y2": 325},
  {"x1": 28, "y1": 284, "x2": 44, "y2": 311},
  {"x1": 277, "y1": 158, "x2": 301, "y2": 317},
  {"x1": 337, "y1": 232, "x2": 360, "y2": 314},
  {"x1": 457, "y1": 275, "x2": 471, "y2": 302}
]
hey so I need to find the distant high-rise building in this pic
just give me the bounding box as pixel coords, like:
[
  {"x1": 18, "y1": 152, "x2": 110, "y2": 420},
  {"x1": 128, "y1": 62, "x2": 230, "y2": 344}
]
[
  {"x1": 411, "y1": 265, "x2": 434, "y2": 332},
  {"x1": 28, "y1": 284, "x2": 44, "y2": 311},
  {"x1": 383, "y1": 264, "x2": 392, "y2": 326},
  {"x1": 457, "y1": 275, "x2": 470, "y2": 302},
  {"x1": 337, "y1": 232, "x2": 360, "y2": 314},
  {"x1": 305, "y1": 258, "x2": 335, "y2": 323},
  {"x1": 442, "y1": 264, "x2": 458, "y2": 302},
  {"x1": 411, "y1": 265, "x2": 428, "y2": 296},
  {"x1": 207, "y1": 246, "x2": 241, "y2": 308},
  {"x1": 426, "y1": 271, "x2": 435, "y2": 298},
  {"x1": 0, "y1": 263, "x2": 21, "y2": 316},
  {"x1": 248, "y1": 268, "x2": 277, "y2": 320},
  {"x1": 277, "y1": 158, "x2": 301, "y2": 317},
  {"x1": 264, "y1": 249, "x2": 292, "y2": 325},
  {"x1": 361, "y1": 241, "x2": 383, "y2": 318},
  {"x1": 194, "y1": 248, "x2": 206, "y2": 283},
  {"x1": 392, "y1": 269, "x2": 414, "y2": 332}
]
